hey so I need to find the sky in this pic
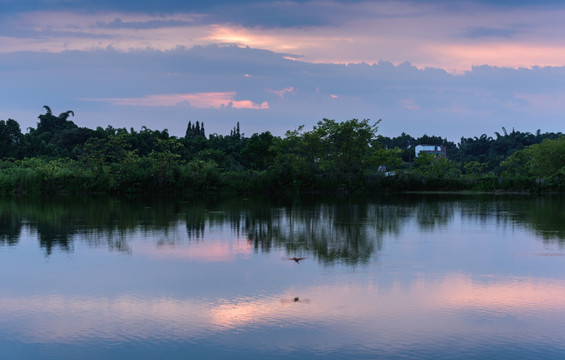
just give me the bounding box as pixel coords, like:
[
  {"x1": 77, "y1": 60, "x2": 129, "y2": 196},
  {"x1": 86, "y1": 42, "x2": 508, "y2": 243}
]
[{"x1": 1, "y1": 0, "x2": 565, "y2": 142}]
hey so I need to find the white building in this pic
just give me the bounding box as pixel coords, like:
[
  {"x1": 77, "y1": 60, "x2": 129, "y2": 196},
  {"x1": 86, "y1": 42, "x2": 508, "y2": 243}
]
[{"x1": 415, "y1": 145, "x2": 447, "y2": 158}]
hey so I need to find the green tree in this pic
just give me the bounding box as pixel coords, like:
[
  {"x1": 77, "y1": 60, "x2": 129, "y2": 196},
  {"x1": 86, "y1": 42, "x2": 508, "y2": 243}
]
[
  {"x1": 310, "y1": 118, "x2": 381, "y2": 180},
  {"x1": 463, "y1": 161, "x2": 488, "y2": 177},
  {"x1": 185, "y1": 121, "x2": 205, "y2": 139},
  {"x1": 500, "y1": 137, "x2": 565, "y2": 179},
  {"x1": 147, "y1": 138, "x2": 182, "y2": 190},
  {"x1": 242, "y1": 131, "x2": 276, "y2": 170},
  {"x1": 0, "y1": 119, "x2": 23, "y2": 158},
  {"x1": 36, "y1": 106, "x2": 77, "y2": 136},
  {"x1": 80, "y1": 134, "x2": 131, "y2": 175},
  {"x1": 376, "y1": 132, "x2": 416, "y2": 162},
  {"x1": 527, "y1": 137, "x2": 565, "y2": 178},
  {"x1": 368, "y1": 147, "x2": 403, "y2": 172},
  {"x1": 24, "y1": 106, "x2": 79, "y2": 157},
  {"x1": 413, "y1": 152, "x2": 460, "y2": 179}
]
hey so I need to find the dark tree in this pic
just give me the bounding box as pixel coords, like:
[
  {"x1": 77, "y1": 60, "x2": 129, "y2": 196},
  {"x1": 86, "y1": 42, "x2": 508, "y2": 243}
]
[{"x1": 0, "y1": 119, "x2": 24, "y2": 158}]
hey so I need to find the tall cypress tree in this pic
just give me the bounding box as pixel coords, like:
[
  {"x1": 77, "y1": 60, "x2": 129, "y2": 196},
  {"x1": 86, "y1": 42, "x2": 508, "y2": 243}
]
[
  {"x1": 185, "y1": 121, "x2": 193, "y2": 139},
  {"x1": 195, "y1": 121, "x2": 201, "y2": 137}
]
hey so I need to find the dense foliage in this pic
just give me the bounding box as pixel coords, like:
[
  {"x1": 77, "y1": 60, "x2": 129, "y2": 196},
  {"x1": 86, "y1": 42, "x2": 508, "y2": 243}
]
[{"x1": 0, "y1": 107, "x2": 563, "y2": 195}]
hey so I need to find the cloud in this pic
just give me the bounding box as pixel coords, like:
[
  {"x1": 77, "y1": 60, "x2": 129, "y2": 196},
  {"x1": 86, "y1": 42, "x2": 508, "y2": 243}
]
[
  {"x1": 267, "y1": 86, "x2": 295, "y2": 98},
  {"x1": 514, "y1": 93, "x2": 565, "y2": 114},
  {"x1": 96, "y1": 17, "x2": 198, "y2": 30},
  {"x1": 397, "y1": 99, "x2": 420, "y2": 110},
  {"x1": 3, "y1": 1, "x2": 565, "y2": 72},
  {"x1": 1, "y1": 44, "x2": 565, "y2": 141},
  {"x1": 3, "y1": 0, "x2": 565, "y2": 143},
  {"x1": 432, "y1": 43, "x2": 565, "y2": 74},
  {"x1": 461, "y1": 25, "x2": 526, "y2": 39},
  {"x1": 85, "y1": 92, "x2": 269, "y2": 109}
]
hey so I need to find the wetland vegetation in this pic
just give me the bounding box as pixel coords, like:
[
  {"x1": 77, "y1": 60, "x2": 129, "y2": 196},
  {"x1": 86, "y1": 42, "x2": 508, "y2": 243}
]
[{"x1": 1, "y1": 106, "x2": 564, "y2": 196}]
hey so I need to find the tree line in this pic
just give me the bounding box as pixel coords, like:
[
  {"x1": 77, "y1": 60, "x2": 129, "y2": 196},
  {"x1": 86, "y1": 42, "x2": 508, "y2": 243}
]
[{"x1": 0, "y1": 106, "x2": 563, "y2": 195}]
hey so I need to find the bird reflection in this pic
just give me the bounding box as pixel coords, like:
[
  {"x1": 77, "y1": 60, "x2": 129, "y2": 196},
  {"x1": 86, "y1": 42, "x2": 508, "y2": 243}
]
[{"x1": 281, "y1": 296, "x2": 311, "y2": 304}]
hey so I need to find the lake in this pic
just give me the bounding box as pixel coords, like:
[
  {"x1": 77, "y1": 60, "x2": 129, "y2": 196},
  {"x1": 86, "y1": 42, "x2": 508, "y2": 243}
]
[{"x1": 1, "y1": 194, "x2": 565, "y2": 359}]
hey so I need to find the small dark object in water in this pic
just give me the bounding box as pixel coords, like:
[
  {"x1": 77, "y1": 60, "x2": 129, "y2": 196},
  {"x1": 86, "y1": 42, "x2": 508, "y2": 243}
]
[
  {"x1": 289, "y1": 257, "x2": 305, "y2": 263},
  {"x1": 281, "y1": 297, "x2": 310, "y2": 304}
]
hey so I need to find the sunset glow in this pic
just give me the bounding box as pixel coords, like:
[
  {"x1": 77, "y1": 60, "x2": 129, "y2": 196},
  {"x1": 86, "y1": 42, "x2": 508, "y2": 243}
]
[
  {"x1": 2, "y1": 0, "x2": 565, "y2": 139},
  {"x1": 4, "y1": 4, "x2": 565, "y2": 72}
]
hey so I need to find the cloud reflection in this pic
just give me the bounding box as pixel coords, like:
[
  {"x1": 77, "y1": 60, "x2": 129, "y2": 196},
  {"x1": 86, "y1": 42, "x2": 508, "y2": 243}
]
[
  {"x1": 139, "y1": 237, "x2": 252, "y2": 262},
  {"x1": 2, "y1": 274, "x2": 565, "y2": 345},
  {"x1": 438, "y1": 275, "x2": 565, "y2": 314}
]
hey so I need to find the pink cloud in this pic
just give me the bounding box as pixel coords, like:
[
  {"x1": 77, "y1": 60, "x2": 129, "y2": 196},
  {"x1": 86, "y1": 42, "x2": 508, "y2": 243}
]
[
  {"x1": 283, "y1": 56, "x2": 300, "y2": 61},
  {"x1": 432, "y1": 43, "x2": 565, "y2": 74},
  {"x1": 230, "y1": 99, "x2": 269, "y2": 109},
  {"x1": 6, "y1": 4, "x2": 565, "y2": 74},
  {"x1": 267, "y1": 86, "x2": 295, "y2": 98},
  {"x1": 84, "y1": 92, "x2": 269, "y2": 109}
]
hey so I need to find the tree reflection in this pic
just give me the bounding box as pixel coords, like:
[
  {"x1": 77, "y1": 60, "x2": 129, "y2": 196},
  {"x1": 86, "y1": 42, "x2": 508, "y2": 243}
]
[
  {"x1": 503, "y1": 196, "x2": 565, "y2": 243},
  {"x1": 451, "y1": 195, "x2": 565, "y2": 243},
  {"x1": 37, "y1": 224, "x2": 74, "y2": 255},
  {"x1": 243, "y1": 199, "x2": 410, "y2": 265},
  {"x1": 0, "y1": 209, "x2": 21, "y2": 246},
  {"x1": 183, "y1": 204, "x2": 206, "y2": 242},
  {"x1": 415, "y1": 201, "x2": 455, "y2": 231},
  {"x1": 1, "y1": 194, "x2": 565, "y2": 259}
]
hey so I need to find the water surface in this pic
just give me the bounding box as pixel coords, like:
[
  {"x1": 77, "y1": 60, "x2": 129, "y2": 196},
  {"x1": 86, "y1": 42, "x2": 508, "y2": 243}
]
[{"x1": 1, "y1": 195, "x2": 565, "y2": 359}]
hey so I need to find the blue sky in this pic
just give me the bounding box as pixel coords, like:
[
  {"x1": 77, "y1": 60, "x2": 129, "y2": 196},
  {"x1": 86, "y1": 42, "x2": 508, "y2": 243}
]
[{"x1": 1, "y1": 0, "x2": 565, "y2": 141}]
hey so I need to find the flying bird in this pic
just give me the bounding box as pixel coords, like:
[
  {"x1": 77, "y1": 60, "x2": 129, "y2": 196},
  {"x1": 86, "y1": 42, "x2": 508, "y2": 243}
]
[{"x1": 289, "y1": 256, "x2": 306, "y2": 263}]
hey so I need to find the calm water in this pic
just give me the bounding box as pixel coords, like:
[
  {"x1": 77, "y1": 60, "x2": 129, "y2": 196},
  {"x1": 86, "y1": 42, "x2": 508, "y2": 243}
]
[{"x1": 1, "y1": 194, "x2": 565, "y2": 359}]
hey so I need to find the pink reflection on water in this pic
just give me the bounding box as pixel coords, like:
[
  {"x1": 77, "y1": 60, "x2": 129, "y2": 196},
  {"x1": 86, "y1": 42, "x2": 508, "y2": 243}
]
[
  {"x1": 437, "y1": 274, "x2": 565, "y2": 314},
  {"x1": 136, "y1": 237, "x2": 252, "y2": 262},
  {"x1": 2, "y1": 275, "x2": 565, "y2": 345}
]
